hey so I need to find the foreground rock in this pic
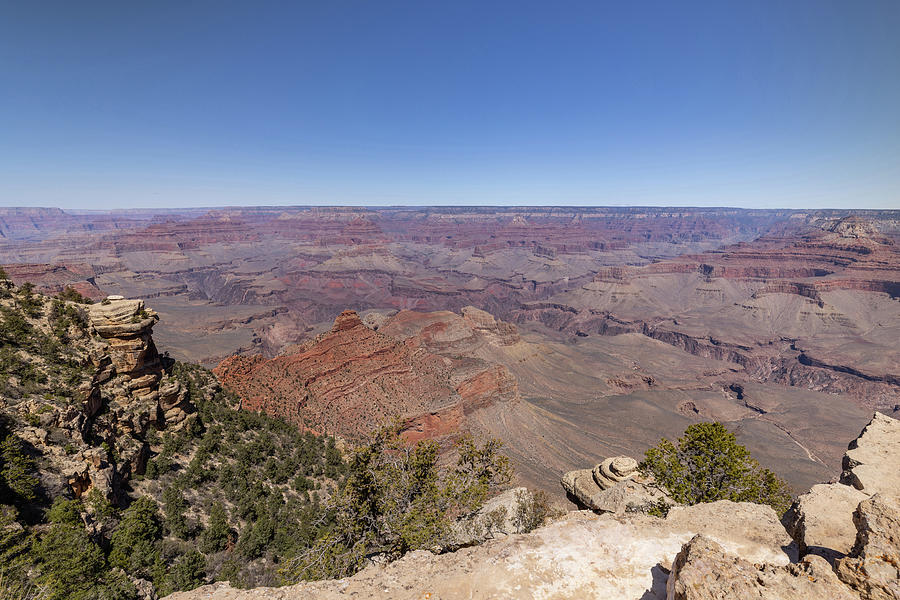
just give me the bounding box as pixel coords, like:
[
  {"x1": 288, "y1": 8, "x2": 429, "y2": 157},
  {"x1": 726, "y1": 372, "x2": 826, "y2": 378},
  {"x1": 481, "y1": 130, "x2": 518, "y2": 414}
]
[
  {"x1": 167, "y1": 500, "x2": 792, "y2": 600},
  {"x1": 783, "y1": 483, "x2": 870, "y2": 562},
  {"x1": 840, "y1": 412, "x2": 900, "y2": 497},
  {"x1": 785, "y1": 412, "x2": 900, "y2": 565},
  {"x1": 836, "y1": 494, "x2": 900, "y2": 600},
  {"x1": 667, "y1": 535, "x2": 858, "y2": 600}
]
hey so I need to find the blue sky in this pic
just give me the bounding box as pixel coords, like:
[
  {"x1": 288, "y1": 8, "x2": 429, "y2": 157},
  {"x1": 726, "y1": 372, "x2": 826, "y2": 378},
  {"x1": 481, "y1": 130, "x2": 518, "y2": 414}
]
[{"x1": 1, "y1": 1, "x2": 898, "y2": 209}]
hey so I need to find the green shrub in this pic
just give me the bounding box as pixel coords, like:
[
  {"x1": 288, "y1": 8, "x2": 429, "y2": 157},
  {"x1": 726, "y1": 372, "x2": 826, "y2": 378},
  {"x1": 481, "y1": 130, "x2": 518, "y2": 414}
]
[
  {"x1": 56, "y1": 287, "x2": 93, "y2": 305},
  {"x1": 167, "y1": 550, "x2": 206, "y2": 592},
  {"x1": 109, "y1": 497, "x2": 163, "y2": 579},
  {"x1": 512, "y1": 489, "x2": 561, "y2": 533},
  {"x1": 33, "y1": 520, "x2": 107, "y2": 600},
  {"x1": 282, "y1": 423, "x2": 511, "y2": 582},
  {"x1": 0, "y1": 430, "x2": 39, "y2": 505},
  {"x1": 199, "y1": 502, "x2": 232, "y2": 554},
  {"x1": 640, "y1": 422, "x2": 793, "y2": 515}
]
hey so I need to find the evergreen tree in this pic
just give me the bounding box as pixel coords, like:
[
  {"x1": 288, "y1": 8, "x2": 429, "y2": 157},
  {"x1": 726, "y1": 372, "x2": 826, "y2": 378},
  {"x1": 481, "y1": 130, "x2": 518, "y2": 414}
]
[
  {"x1": 640, "y1": 422, "x2": 793, "y2": 514},
  {"x1": 33, "y1": 519, "x2": 107, "y2": 600},
  {"x1": 167, "y1": 550, "x2": 206, "y2": 592},
  {"x1": 199, "y1": 501, "x2": 231, "y2": 554},
  {"x1": 109, "y1": 497, "x2": 163, "y2": 578}
]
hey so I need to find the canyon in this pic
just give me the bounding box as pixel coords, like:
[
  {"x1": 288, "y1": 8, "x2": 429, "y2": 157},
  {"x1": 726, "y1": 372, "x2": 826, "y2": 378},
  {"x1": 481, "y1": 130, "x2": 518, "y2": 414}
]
[{"x1": 2, "y1": 206, "x2": 899, "y2": 497}]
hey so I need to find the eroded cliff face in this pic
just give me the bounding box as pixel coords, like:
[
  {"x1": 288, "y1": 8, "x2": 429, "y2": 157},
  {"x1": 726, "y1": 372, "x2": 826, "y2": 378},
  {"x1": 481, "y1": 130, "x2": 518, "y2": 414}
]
[
  {"x1": 214, "y1": 308, "x2": 520, "y2": 441},
  {"x1": 511, "y1": 218, "x2": 900, "y2": 411},
  {"x1": 166, "y1": 412, "x2": 899, "y2": 600},
  {"x1": 88, "y1": 298, "x2": 191, "y2": 428},
  {"x1": 8, "y1": 293, "x2": 194, "y2": 505}
]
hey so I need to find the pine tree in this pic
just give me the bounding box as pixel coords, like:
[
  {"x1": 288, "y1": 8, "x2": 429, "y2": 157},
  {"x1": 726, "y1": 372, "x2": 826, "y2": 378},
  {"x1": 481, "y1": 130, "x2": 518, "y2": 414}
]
[{"x1": 640, "y1": 422, "x2": 793, "y2": 514}]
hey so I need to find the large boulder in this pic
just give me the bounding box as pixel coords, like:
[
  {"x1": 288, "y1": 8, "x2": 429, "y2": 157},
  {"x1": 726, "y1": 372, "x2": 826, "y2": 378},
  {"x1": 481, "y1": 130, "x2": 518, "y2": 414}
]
[
  {"x1": 562, "y1": 456, "x2": 672, "y2": 514},
  {"x1": 783, "y1": 483, "x2": 870, "y2": 563},
  {"x1": 836, "y1": 494, "x2": 900, "y2": 600},
  {"x1": 666, "y1": 535, "x2": 859, "y2": 600}
]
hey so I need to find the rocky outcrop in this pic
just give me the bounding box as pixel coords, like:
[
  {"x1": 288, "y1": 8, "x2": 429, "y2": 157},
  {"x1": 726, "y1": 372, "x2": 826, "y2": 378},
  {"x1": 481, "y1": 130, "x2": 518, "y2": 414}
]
[
  {"x1": 40, "y1": 297, "x2": 195, "y2": 499},
  {"x1": 783, "y1": 483, "x2": 870, "y2": 562},
  {"x1": 829, "y1": 216, "x2": 881, "y2": 239},
  {"x1": 89, "y1": 298, "x2": 190, "y2": 430},
  {"x1": 840, "y1": 412, "x2": 900, "y2": 496},
  {"x1": 666, "y1": 535, "x2": 858, "y2": 600},
  {"x1": 562, "y1": 456, "x2": 673, "y2": 514},
  {"x1": 89, "y1": 298, "x2": 160, "y2": 375},
  {"x1": 785, "y1": 412, "x2": 900, "y2": 564},
  {"x1": 836, "y1": 494, "x2": 900, "y2": 600},
  {"x1": 0, "y1": 286, "x2": 195, "y2": 507}
]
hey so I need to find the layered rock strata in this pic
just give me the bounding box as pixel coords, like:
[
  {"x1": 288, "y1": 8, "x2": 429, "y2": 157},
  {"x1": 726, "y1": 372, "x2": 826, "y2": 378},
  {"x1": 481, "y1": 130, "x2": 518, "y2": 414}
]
[
  {"x1": 3, "y1": 291, "x2": 195, "y2": 506},
  {"x1": 88, "y1": 298, "x2": 190, "y2": 428},
  {"x1": 562, "y1": 456, "x2": 673, "y2": 514},
  {"x1": 214, "y1": 309, "x2": 520, "y2": 441}
]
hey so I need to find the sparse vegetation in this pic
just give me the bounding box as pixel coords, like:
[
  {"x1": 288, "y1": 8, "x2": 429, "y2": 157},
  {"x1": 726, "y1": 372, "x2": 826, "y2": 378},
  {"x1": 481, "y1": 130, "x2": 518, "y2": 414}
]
[{"x1": 281, "y1": 422, "x2": 511, "y2": 582}]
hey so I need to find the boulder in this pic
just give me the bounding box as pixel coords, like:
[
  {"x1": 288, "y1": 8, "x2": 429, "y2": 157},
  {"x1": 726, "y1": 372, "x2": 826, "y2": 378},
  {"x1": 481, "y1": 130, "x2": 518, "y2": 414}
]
[
  {"x1": 132, "y1": 577, "x2": 158, "y2": 600},
  {"x1": 561, "y1": 467, "x2": 603, "y2": 507},
  {"x1": 562, "y1": 455, "x2": 672, "y2": 514},
  {"x1": 836, "y1": 494, "x2": 900, "y2": 600},
  {"x1": 663, "y1": 500, "x2": 797, "y2": 565},
  {"x1": 451, "y1": 487, "x2": 529, "y2": 547},
  {"x1": 784, "y1": 483, "x2": 870, "y2": 562},
  {"x1": 593, "y1": 456, "x2": 640, "y2": 489},
  {"x1": 666, "y1": 535, "x2": 859, "y2": 600}
]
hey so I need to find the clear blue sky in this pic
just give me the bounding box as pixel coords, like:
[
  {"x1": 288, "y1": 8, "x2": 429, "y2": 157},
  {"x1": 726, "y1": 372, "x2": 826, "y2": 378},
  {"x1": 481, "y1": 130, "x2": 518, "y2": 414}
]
[{"x1": 1, "y1": 1, "x2": 898, "y2": 209}]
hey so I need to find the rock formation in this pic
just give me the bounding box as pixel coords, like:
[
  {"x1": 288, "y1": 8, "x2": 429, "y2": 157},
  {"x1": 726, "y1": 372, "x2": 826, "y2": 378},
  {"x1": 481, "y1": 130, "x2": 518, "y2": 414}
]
[
  {"x1": 0, "y1": 287, "x2": 194, "y2": 505},
  {"x1": 841, "y1": 412, "x2": 900, "y2": 496},
  {"x1": 782, "y1": 483, "x2": 869, "y2": 562},
  {"x1": 666, "y1": 535, "x2": 857, "y2": 600},
  {"x1": 214, "y1": 308, "x2": 520, "y2": 441},
  {"x1": 835, "y1": 494, "x2": 900, "y2": 600},
  {"x1": 89, "y1": 297, "x2": 190, "y2": 429},
  {"x1": 784, "y1": 412, "x2": 900, "y2": 565},
  {"x1": 562, "y1": 456, "x2": 673, "y2": 514}
]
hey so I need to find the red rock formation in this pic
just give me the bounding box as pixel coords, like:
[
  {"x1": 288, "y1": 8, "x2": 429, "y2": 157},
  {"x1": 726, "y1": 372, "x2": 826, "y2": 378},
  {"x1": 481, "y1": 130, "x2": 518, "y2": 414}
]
[{"x1": 214, "y1": 308, "x2": 521, "y2": 441}]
